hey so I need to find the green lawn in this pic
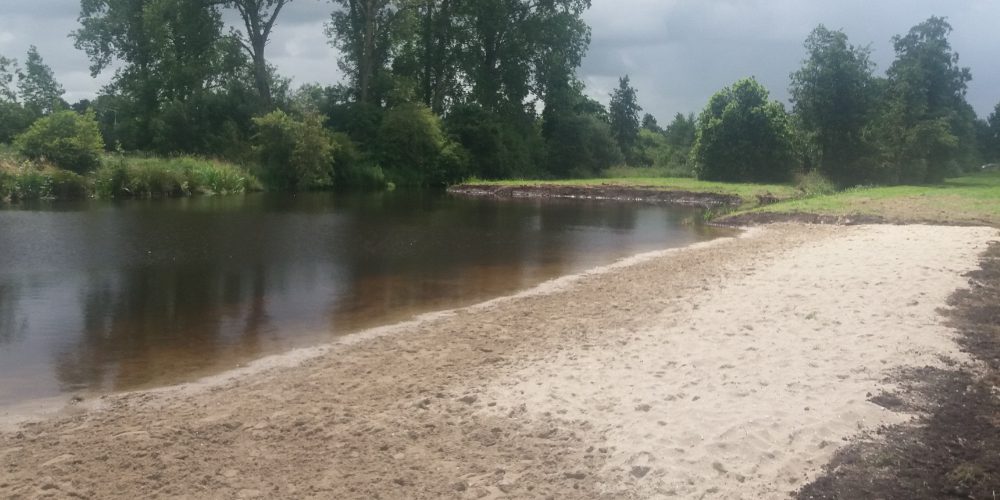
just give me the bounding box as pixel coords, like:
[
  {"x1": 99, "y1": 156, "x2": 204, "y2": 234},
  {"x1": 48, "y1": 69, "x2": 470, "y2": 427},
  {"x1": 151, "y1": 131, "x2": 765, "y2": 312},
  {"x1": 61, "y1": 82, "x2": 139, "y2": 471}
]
[
  {"x1": 737, "y1": 171, "x2": 1000, "y2": 227},
  {"x1": 466, "y1": 176, "x2": 801, "y2": 202}
]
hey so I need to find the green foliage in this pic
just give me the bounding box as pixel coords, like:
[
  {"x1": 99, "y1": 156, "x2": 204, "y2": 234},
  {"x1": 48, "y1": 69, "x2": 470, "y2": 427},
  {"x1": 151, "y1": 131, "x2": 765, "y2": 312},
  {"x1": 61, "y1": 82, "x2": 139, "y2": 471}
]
[
  {"x1": 609, "y1": 75, "x2": 642, "y2": 160},
  {"x1": 330, "y1": 132, "x2": 387, "y2": 189},
  {"x1": 0, "y1": 55, "x2": 16, "y2": 102},
  {"x1": 0, "y1": 101, "x2": 33, "y2": 143},
  {"x1": 641, "y1": 113, "x2": 662, "y2": 133},
  {"x1": 0, "y1": 161, "x2": 89, "y2": 202},
  {"x1": 74, "y1": 0, "x2": 252, "y2": 153},
  {"x1": 877, "y1": 17, "x2": 974, "y2": 183},
  {"x1": 790, "y1": 25, "x2": 878, "y2": 186},
  {"x1": 252, "y1": 110, "x2": 336, "y2": 190},
  {"x1": 986, "y1": 102, "x2": 1000, "y2": 162},
  {"x1": 378, "y1": 103, "x2": 467, "y2": 186},
  {"x1": 544, "y1": 112, "x2": 622, "y2": 178},
  {"x1": 93, "y1": 155, "x2": 261, "y2": 198},
  {"x1": 14, "y1": 110, "x2": 105, "y2": 173},
  {"x1": 692, "y1": 78, "x2": 797, "y2": 183},
  {"x1": 444, "y1": 103, "x2": 541, "y2": 180},
  {"x1": 17, "y1": 46, "x2": 65, "y2": 115},
  {"x1": 629, "y1": 114, "x2": 698, "y2": 177}
]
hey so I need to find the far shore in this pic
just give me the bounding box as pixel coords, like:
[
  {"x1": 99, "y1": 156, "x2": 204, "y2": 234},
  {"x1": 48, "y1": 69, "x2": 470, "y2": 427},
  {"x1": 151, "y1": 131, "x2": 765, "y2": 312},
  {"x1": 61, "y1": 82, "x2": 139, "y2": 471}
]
[{"x1": 2, "y1": 222, "x2": 996, "y2": 499}]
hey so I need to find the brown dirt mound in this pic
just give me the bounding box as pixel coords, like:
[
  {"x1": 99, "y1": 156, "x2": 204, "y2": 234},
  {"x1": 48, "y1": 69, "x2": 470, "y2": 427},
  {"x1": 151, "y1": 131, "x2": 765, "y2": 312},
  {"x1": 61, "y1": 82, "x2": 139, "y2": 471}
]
[{"x1": 796, "y1": 242, "x2": 1000, "y2": 499}]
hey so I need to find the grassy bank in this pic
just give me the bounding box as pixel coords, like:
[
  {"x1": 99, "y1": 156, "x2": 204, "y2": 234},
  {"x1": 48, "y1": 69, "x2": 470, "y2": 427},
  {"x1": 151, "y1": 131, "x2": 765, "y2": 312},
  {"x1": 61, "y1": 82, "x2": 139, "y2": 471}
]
[
  {"x1": 731, "y1": 172, "x2": 1000, "y2": 227},
  {"x1": 463, "y1": 170, "x2": 1000, "y2": 227},
  {"x1": 0, "y1": 153, "x2": 261, "y2": 202},
  {"x1": 95, "y1": 156, "x2": 262, "y2": 198}
]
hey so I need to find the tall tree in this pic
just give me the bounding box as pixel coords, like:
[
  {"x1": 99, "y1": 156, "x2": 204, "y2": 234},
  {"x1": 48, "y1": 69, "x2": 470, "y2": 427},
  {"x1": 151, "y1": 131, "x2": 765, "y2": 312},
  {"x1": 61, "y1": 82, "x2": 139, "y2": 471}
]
[
  {"x1": 327, "y1": 0, "x2": 406, "y2": 106},
  {"x1": 879, "y1": 16, "x2": 973, "y2": 182},
  {"x1": 608, "y1": 75, "x2": 641, "y2": 157},
  {"x1": 458, "y1": 0, "x2": 590, "y2": 116},
  {"x1": 398, "y1": 0, "x2": 461, "y2": 113},
  {"x1": 790, "y1": 25, "x2": 876, "y2": 185},
  {"x1": 17, "y1": 46, "x2": 66, "y2": 115},
  {"x1": 988, "y1": 102, "x2": 1000, "y2": 162},
  {"x1": 0, "y1": 55, "x2": 17, "y2": 102},
  {"x1": 223, "y1": 0, "x2": 293, "y2": 108},
  {"x1": 74, "y1": 0, "x2": 242, "y2": 150}
]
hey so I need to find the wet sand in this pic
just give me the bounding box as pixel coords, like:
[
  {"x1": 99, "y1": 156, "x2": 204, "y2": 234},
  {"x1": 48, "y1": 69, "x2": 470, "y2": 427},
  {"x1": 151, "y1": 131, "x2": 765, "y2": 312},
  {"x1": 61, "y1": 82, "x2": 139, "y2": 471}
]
[{"x1": 0, "y1": 223, "x2": 996, "y2": 499}]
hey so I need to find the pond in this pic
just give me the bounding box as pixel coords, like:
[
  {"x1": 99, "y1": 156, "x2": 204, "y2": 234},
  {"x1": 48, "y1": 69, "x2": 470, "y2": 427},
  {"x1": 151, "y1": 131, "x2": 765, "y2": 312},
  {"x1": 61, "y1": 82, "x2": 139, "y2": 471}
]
[{"x1": 0, "y1": 191, "x2": 731, "y2": 408}]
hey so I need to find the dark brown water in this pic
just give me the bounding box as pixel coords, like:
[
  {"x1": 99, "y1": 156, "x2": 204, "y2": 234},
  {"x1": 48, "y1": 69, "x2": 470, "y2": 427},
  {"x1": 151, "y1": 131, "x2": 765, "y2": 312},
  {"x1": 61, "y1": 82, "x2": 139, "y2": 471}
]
[{"x1": 0, "y1": 191, "x2": 729, "y2": 407}]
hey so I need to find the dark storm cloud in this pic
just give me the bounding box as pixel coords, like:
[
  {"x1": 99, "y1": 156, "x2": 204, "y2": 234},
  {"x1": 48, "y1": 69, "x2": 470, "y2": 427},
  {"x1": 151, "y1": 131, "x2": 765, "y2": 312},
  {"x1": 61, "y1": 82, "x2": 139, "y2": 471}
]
[{"x1": 0, "y1": 0, "x2": 997, "y2": 120}]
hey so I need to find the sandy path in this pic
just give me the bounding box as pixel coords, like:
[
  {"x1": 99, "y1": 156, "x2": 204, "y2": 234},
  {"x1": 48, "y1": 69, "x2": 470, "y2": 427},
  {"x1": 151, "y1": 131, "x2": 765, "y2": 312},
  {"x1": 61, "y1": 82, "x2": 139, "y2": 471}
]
[{"x1": 0, "y1": 224, "x2": 995, "y2": 499}]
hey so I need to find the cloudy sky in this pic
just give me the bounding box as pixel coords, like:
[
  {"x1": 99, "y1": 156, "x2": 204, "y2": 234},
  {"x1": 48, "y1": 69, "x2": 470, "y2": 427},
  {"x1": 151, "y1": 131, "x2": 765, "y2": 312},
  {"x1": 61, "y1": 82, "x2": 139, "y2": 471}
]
[{"x1": 1, "y1": 0, "x2": 997, "y2": 121}]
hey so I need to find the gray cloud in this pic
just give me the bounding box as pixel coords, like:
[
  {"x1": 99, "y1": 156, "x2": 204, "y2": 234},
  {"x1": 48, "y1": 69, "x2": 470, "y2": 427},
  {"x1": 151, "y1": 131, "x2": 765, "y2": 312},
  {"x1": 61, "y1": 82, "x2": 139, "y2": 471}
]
[
  {"x1": 581, "y1": 0, "x2": 1000, "y2": 121},
  {"x1": 0, "y1": 0, "x2": 997, "y2": 121}
]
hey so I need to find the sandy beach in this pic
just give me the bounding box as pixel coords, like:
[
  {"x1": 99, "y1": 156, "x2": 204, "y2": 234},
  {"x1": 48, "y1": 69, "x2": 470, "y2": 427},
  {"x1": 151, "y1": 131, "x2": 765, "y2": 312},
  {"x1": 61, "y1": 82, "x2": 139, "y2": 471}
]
[{"x1": 1, "y1": 223, "x2": 996, "y2": 499}]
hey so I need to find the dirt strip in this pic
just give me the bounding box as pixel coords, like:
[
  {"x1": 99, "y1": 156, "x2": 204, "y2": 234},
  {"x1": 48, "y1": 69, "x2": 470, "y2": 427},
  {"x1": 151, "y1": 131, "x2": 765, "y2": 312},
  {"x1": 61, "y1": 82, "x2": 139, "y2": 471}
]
[
  {"x1": 0, "y1": 224, "x2": 995, "y2": 499},
  {"x1": 447, "y1": 184, "x2": 743, "y2": 208}
]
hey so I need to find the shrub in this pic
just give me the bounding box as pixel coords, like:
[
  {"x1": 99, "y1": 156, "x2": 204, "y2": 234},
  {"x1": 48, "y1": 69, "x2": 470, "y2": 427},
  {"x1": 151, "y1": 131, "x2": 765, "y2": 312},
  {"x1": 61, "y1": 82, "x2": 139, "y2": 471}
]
[
  {"x1": 253, "y1": 110, "x2": 336, "y2": 190},
  {"x1": 444, "y1": 104, "x2": 542, "y2": 180},
  {"x1": 543, "y1": 112, "x2": 623, "y2": 178},
  {"x1": 331, "y1": 132, "x2": 386, "y2": 189},
  {"x1": 378, "y1": 103, "x2": 467, "y2": 186},
  {"x1": 691, "y1": 78, "x2": 797, "y2": 183},
  {"x1": 14, "y1": 110, "x2": 104, "y2": 173}
]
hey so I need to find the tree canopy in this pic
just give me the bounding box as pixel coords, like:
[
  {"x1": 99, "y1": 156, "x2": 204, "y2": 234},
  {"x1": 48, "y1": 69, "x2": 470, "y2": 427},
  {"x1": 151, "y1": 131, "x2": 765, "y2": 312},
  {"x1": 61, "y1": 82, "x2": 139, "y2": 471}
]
[
  {"x1": 691, "y1": 78, "x2": 796, "y2": 183},
  {"x1": 790, "y1": 25, "x2": 876, "y2": 185}
]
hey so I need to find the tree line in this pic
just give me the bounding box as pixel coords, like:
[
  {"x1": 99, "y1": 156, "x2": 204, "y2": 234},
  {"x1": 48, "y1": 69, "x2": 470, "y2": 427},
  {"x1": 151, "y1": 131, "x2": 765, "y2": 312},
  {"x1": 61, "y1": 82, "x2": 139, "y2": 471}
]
[{"x1": 0, "y1": 2, "x2": 998, "y2": 190}]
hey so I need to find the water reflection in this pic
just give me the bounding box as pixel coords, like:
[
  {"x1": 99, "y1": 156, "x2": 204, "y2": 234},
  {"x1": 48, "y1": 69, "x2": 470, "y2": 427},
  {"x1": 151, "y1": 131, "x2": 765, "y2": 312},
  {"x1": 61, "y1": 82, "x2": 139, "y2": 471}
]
[{"x1": 0, "y1": 192, "x2": 730, "y2": 406}]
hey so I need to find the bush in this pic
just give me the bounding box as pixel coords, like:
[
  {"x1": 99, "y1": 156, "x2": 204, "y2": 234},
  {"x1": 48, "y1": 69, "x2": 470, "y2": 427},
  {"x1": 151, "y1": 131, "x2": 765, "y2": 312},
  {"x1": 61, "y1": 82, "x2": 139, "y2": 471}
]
[
  {"x1": 444, "y1": 104, "x2": 542, "y2": 180},
  {"x1": 0, "y1": 101, "x2": 34, "y2": 143},
  {"x1": 691, "y1": 78, "x2": 797, "y2": 183},
  {"x1": 253, "y1": 110, "x2": 336, "y2": 190},
  {"x1": 543, "y1": 112, "x2": 623, "y2": 178},
  {"x1": 331, "y1": 132, "x2": 386, "y2": 189},
  {"x1": 378, "y1": 103, "x2": 467, "y2": 186},
  {"x1": 14, "y1": 110, "x2": 104, "y2": 173}
]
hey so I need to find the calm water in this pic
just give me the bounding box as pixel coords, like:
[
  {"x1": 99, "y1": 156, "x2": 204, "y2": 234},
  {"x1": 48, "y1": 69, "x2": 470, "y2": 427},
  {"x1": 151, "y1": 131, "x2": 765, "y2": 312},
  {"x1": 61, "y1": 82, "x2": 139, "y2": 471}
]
[{"x1": 0, "y1": 191, "x2": 729, "y2": 407}]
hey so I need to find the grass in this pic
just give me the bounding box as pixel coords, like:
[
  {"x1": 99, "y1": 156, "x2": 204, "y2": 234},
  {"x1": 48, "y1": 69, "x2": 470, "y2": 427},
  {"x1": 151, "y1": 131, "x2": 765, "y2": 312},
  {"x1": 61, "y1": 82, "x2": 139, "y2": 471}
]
[
  {"x1": 0, "y1": 153, "x2": 90, "y2": 201},
  {"x1": 1, "y1": 150, "x2": 261, "y2": 201},
  {"x1": 464, "y1": 168, "x2": 1000, "y2": 227},
  {"x1": 741, "y1": 171, "x2": 1000, "y2": 226},
  {"x1": 95, "y1": 155, "x2": 263, "y2": 198}
]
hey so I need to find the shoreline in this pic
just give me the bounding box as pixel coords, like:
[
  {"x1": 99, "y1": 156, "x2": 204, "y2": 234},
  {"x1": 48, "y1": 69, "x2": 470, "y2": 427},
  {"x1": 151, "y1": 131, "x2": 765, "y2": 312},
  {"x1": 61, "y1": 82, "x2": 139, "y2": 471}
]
[
  {"x1": 1, "y1": 223, "x2": 996, "y2": 498},
  {"x1": 0, "y1": 228, "x2": 752, "y2": 432},
  {"x1": 447, "y1": 183, "x2": 745, "y2": 208}
]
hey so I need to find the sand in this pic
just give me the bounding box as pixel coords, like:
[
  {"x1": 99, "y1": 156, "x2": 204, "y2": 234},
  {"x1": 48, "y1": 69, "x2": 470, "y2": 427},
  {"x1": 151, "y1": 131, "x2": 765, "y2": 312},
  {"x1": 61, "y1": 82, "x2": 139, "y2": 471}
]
[{"x1": 0, "y1": 223, "x2": 996, "y2": 499}]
